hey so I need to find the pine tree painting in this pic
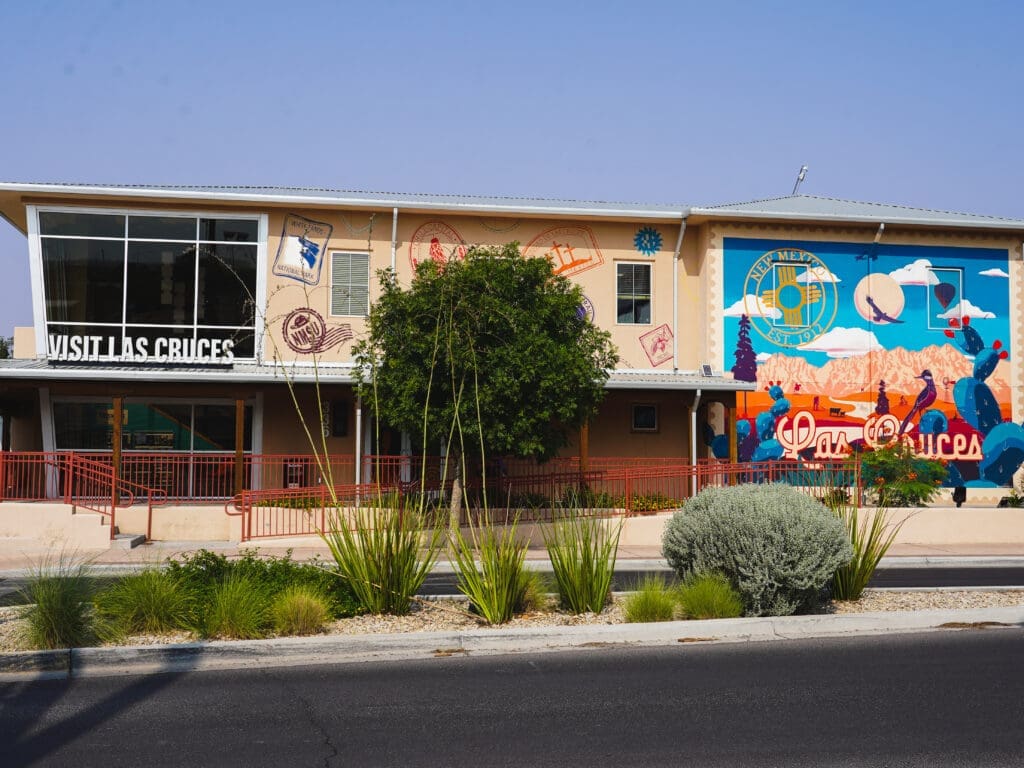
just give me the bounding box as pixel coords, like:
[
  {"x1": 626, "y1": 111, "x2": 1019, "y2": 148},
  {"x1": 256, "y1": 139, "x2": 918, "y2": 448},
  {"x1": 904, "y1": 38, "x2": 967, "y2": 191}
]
[
  {"x1": 731, "y1": 314, "x2": 757, "y2": 382},
  {"x1": 876, "y1": 379, "x2": 890, "y2": 415}
]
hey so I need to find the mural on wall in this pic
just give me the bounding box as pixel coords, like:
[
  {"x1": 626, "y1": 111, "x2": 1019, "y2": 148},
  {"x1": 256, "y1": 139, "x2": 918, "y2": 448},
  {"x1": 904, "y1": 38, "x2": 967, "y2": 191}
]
[
  {"x1": 640, "y1": 324, "x2": 674, "y2": 367},
  {"x1": 634, "y1": 227, "x2": 663, "y2": 256},
  {"x1": 723, "y1": 237, "x2": 1023, "y2": 486},
  {"x1": 523, "y1": 225, "x2": 604, "y2": 278},
  {"x1": 282, "y1": 308, "x2": 353, "y2": 354},
  {"x1": 409, "y1": 221, "x2": 467, "y2": 271},
  {"x1": 272, "y1": 214, "x2": 334, "y2": 285},
  {"x1": 577, "y1": 295, "x2": 596, "y2": 323}
]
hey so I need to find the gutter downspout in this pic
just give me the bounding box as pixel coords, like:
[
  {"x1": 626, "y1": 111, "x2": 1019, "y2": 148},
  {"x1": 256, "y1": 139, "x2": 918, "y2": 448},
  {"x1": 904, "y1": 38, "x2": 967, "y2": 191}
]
[
  {"x1": 690, "y1": 388, "x2": 702, "y2": 496},
  {"x1": 390, "y1": 207, "x2": 399, "y2": 272},
  {"x1": 671, "y1": 211, "x2": 689, "y2": 372},
  {"x1": 355, "y1": 396, "x2": 363, "y2": 489}
]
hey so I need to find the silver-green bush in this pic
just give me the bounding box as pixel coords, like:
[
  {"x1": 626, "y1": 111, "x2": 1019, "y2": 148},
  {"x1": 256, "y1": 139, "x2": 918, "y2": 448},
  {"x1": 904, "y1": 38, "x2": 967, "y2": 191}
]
[{"x1": 662, "y1": 484, "x2": 853, "y2": 616}]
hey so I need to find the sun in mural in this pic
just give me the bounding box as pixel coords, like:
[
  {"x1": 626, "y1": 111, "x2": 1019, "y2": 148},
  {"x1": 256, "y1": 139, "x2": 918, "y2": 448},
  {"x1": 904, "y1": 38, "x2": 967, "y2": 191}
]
[{"x1": 634, "y1": 227, "x2": 662, "y2": 256}]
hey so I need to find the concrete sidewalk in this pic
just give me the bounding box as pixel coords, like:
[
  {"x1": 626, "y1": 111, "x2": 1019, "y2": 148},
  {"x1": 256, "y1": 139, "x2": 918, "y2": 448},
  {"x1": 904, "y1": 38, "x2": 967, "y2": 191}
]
[{"x1": 3, "y1": 536, "x2": 1024, "y2": 574}]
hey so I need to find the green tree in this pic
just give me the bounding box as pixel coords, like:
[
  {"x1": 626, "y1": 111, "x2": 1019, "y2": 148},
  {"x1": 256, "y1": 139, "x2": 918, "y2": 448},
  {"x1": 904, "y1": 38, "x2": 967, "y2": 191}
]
[{"x1": 353, "y1": 242, "x2": 618, "y2": 498}]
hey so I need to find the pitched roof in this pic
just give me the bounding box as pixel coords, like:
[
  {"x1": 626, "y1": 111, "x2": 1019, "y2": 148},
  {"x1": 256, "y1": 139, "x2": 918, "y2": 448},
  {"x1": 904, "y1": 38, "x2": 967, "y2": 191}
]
[{"x1": 690, "y1": 194, "x2": 1024, "y2": 230}]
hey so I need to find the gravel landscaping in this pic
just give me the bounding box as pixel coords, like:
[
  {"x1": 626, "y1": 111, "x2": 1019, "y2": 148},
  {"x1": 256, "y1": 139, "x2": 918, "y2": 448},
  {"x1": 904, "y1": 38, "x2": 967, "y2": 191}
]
[{"x1": 3, "y1": 589, "x2": 1023, "y2": 653}]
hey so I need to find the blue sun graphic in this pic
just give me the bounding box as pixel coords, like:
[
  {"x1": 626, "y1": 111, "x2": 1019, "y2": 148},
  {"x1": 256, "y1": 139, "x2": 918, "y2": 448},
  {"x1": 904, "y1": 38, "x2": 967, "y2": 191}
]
[{"x1": 634, "y1": 227, "x2": 662, "y2": 256}]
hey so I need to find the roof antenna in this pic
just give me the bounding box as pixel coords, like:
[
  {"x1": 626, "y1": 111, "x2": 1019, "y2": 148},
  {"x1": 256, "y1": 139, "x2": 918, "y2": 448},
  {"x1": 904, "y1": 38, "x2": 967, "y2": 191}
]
[{"x1": 791, "y1": 165, "x2": 809, "y2": 195}]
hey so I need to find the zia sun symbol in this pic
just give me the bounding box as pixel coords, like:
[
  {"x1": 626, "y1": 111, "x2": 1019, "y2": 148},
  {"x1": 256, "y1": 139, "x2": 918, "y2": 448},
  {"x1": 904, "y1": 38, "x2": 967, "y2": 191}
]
[{"x1": 633, "y1": 227, "x2": 662, "y2": 256}]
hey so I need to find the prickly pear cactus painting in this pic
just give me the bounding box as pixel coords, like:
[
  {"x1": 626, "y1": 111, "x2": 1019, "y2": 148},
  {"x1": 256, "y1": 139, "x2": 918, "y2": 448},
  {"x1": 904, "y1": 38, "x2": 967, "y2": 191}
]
[{"x1": 723, "y1": 238, "x2": 1020, "y2": 486}]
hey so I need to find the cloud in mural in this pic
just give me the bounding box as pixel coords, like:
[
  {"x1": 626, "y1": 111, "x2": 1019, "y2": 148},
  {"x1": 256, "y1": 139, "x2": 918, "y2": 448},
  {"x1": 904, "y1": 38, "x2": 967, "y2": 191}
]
[
  {"x1": 796, "y1": 266, "x2": 841, "y2": 283},
  {"x1": 937, "y1": 299, "x2": 996, "y2": 319},
  {"x1": 889, "y1": 259, "x2": 939, "y2": 285},
  {"x1": 979, "y1": 267, "x2": 1010, "y2": 278},
  {"x1": 796, "y1": 327, "x2": 883, "y2": 358},
  {"x1": 724, "y1": 295, "x2": 782, "y2": 319},
  {"x1": 755, "y1": 352, "x2": 773, "y2": 363}
]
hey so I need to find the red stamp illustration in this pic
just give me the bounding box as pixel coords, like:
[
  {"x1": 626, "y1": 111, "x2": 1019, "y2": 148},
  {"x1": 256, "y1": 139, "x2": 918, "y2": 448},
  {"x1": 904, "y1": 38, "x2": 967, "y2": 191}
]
[
  {"x1": 282, "y1": 308, "x2": 353, "y2": 354},
  {"x1": 409, "y1": 221, "x2": 467, "y2": 271},
  {"x1": 640, "y1": 324, "x2": 673, "y2": 367}
]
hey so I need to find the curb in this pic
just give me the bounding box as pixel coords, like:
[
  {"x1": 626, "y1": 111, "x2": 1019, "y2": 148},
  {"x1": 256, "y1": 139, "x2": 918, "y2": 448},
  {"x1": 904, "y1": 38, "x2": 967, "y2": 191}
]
[{"x1": 3, "y1": 606, "x2": 1022, "y2": 682}]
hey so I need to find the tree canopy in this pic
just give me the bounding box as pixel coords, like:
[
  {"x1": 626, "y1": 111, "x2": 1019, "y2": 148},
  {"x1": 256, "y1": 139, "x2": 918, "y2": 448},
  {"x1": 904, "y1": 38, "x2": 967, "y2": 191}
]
[{"x1": 353, "y1": 243, "x2": 618, "y2": 462}]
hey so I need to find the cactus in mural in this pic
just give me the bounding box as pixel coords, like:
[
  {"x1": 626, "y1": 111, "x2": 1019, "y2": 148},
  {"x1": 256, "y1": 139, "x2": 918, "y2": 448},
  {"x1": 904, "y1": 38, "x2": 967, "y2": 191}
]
[
  {"x1": 750, "y1": 384, "x2": 790, "y2": 462},
  {"x1": 944, "y1": 316, "x2": 986, "y2": 356},
  {"x1": 947, "y1": 317, "x2": 1024, "y2": 485},
  {"x1": 702, "y1": 422, "x2": 730, "y2": 460}
]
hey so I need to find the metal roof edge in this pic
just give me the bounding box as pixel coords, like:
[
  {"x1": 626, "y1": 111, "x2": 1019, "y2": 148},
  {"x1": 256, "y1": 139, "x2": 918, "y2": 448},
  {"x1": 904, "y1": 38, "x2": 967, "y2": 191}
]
[
  {"x1": 0, "y1": 183, "x2": 687, "y2": 220},
  {"x1": 688, "y1": 206, "x2": 1024, "y2": 231}
]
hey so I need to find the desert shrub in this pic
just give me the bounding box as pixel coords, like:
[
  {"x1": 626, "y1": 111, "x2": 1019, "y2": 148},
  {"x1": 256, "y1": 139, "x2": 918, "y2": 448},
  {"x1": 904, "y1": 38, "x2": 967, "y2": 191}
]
[
  {"x1": 166, "y1": 548, "x2": 359, "y2": 619},
  {"x1": 271, "y1": 585, "x2": 330, "y2": 636},
  {"x1": 321, "y1": 501, "x2": 442, "y2": 615},
  {"x1": 450, "y1": 516, "x2": 529, "y2": 625},
  {"x1": 202, "y1": 575, "x2": 270, "y2": 639},
  {"x1": 860, "y1": 441, "x2": 947, "y2": 507},
  {"x1": 677, "y1": 572, "x2": 743, "y2": 619},
  {"x1": 662, "y1": 484, "x2": 852, "y2": 616},
  {"x1": 623, "y1": 576, "x2": 677, "y2": 623},
  {"x1": 19, "y1": 555, "x2": 95, "y2": 649},
  {"x1": 628, "y1": 493, "x2": 678, "y2": 513},
  {"x1": 515, "y1": 568, "x2": 553, "y2": 613},
  {"x1": 544, "y1": 509, "x2": 621, "y2": 614},
  {"x1": 561, "y1": 486, "x2": 620, "y2": 510},
  {"x1": 829, "y1": 500, "x2": 905, "y2": 601},
  {"x1": 93, "y1": 569, "x2": 193, "y2": 636}
]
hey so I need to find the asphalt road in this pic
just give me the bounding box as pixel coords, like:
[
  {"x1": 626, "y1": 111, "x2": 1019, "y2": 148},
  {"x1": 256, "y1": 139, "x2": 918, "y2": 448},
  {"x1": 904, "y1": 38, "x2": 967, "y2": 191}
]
[{"x1": 2, "y1": 629, "x2": 1023, "y2": 767}]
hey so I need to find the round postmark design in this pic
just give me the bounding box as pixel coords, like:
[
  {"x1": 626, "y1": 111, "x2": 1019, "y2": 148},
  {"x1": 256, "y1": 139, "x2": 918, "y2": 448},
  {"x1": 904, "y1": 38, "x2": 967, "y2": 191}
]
[
  {"x1": 282, "y1": 307, "x2": 353, "y2": 354},
  {"x1": 742, "y1": 248, "x2": 839, "y2": 348},
  {"x1": 409, "y1": 221, "x2": 467, "y2": 271}
]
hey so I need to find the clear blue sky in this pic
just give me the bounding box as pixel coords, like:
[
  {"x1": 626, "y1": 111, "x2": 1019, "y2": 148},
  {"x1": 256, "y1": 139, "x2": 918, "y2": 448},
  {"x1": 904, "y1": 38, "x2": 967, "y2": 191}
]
[{"x1": 2, "y1": 0, "x2": 1022, "y2": 332}]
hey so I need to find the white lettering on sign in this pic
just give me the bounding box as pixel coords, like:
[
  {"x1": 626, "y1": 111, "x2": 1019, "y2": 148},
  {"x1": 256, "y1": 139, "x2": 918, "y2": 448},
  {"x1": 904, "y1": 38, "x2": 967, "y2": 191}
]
[{"x1": 47, "y1": 335, "x2": 235, "y2": 365}]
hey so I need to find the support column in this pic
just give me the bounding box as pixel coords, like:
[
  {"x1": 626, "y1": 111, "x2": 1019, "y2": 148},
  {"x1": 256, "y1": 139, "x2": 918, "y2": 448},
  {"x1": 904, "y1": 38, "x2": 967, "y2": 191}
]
[
  {"x1": 727, "y1": 401, "x2": 738, "y2": 482},
  {"x1": 579, "y1": 423, "x2": 590, "y2": 474},
  {"x1": 111, "y1": 396, "x2": 123, "y2": 537},
  {"x1": 234, "y1": 398, "x2": 245, "y2": 495}
]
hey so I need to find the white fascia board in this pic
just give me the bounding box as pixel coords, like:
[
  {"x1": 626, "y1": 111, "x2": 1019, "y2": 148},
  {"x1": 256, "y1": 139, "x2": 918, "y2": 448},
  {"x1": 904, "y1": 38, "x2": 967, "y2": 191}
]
[
  {"x1": 690, "y1": 207, "x2": 1024, "y2": 232},
  {"x1": 0, "y1": 367, "x2": 357, "y2": 384},
  {"x1": 0, "y1": 183, "x2": 686, "y2": 221}
]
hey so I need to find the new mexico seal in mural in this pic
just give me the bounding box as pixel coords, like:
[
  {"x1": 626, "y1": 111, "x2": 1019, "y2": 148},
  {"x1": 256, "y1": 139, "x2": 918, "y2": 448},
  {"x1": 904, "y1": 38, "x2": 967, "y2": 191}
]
[{"x1": 742, "y1": 248, "x2": 839, "y2": 347}]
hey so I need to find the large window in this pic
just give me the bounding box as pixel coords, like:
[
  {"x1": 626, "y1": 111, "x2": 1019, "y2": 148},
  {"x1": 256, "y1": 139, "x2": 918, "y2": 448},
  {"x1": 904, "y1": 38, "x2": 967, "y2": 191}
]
[
  {"x1": 39, "y1": 211, "x2": 260, "y2": 360},
  {"x1": 616, "y1": 263, "x2": 652, "y2": 324},
  {"x1": 330, "y1": 251, "x2": 370, "y2": 316}
]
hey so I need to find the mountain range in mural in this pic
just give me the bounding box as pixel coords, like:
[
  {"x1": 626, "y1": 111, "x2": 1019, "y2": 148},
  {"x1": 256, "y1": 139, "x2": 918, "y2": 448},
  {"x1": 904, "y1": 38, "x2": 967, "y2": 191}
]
[{"x1": 756, "y1": 343, "x2": 1011, "y2": 402}]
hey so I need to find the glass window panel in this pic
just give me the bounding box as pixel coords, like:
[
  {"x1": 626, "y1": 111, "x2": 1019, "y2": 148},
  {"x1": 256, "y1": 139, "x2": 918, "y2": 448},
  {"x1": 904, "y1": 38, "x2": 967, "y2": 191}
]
[
  {"x1": 199, "y1": 218, "x2": 258, "y2": 242},
  {"x1": 635, "y1": 299, "x2": 651, "y2": 324},
  {"x1": 124, "y1": 403, "x2": 192, "y2": 450},
  {"x1": 196, "y1": 244, "x2": 257, "y2": 326},
  {"x1": 53, "y1": 401, "x2": 114, "y2": 449},
  {"x1": 128, "y1": 216, "x2": 196, "y2": 240},
  {"x1": 125, "y1": 242, "x2": 196, "y2": 325},
  {"x1": 122, "y1": 326, "x2": 195, "y2": 361},
  {"x1": 42, "y1": 239, "x2": 125, "y2": 323},
  {"x1": 194, "y1": 405, "x2": 252, "y2": 451},
  {"x1": 331, "y1": 252, "x2": 370, "y2": 316},
  {"x1": 39, "y1": 212, "x2": 124, "y2": 238},
  {"x1": 45, "y1": 325, "x2": 124, "y2": 359}
]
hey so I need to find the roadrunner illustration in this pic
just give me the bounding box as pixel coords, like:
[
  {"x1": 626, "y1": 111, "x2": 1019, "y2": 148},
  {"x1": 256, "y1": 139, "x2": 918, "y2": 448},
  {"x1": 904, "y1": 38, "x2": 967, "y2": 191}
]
[{"x1": 898, "y1": 369, "x2": 937, "y2": 435}]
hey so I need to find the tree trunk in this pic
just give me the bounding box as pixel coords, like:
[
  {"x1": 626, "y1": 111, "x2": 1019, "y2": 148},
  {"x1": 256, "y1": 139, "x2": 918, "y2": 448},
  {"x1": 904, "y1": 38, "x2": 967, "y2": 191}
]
[{"x1": 449, "y1": 459, "x2": 464, "y2": 535}]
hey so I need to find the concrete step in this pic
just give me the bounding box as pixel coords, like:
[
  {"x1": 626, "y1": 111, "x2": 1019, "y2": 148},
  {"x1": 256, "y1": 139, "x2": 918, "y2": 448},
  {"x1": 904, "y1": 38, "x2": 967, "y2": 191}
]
[{"x1": 113, "y1": 532, "x2": 146, "y2": 550}]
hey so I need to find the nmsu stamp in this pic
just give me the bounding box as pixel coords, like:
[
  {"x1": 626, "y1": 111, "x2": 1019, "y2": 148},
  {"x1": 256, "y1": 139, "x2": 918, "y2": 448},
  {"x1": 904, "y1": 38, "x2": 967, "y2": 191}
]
[{"x1": 282, "y1": 308, "x2": 353, "y2": 354}]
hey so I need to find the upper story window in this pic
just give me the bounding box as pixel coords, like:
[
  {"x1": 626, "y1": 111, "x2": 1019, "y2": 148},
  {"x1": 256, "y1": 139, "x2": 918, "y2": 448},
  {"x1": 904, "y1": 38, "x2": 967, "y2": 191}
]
[
  {"x1": 616, "y1": 263, "x2": 651, "y2": 324},
  {"x1": 330, "y1": 251, "x2": 370, "y2": 316},
  {"x1": 38, "y1": 211, "x2": 260, "y2": 361}
]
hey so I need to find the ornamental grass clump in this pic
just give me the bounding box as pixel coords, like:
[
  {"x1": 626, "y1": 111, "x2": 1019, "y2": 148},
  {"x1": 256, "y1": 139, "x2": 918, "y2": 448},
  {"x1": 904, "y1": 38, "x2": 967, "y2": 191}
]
[
  {"x1": 321, "y1": 498, "x2": 442, "y2": 615},
  {"x1": 662, "y1": 484, "x2": 852, "y2": 617},
  {"x1": 93, "y1": 569, "x2": 194, "y2": 637},
  {"x1": 19, "y1": 553, "x2": 96, "y2": 650},
  {"x1": 829, "y1": 499, "x2": 906, "y2": 601},
  {"x1": 271, "y1": 585, "x2": 331, "y2": 636},
  {"x1": 677, "y1": 572, "x2": 743, "y2": 620},
  {"x1": 543, "y1": 509, "x2": 621, "y2": 614},
  {"x1": 623, "y1": 576, "x2": 677, "y2": 623},
  {"x1": 449, "y1": 515, "x2": 530, "y2": 625},
  {"x1": 202, "y1": 574, "x2": 270, "y2": 640}
]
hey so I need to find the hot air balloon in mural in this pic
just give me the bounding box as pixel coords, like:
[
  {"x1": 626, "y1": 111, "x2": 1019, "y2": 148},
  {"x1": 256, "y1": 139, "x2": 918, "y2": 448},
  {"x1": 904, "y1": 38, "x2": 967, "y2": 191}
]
[{"x1": 934, "y1": 282, "x2": 957, "y2": 311}]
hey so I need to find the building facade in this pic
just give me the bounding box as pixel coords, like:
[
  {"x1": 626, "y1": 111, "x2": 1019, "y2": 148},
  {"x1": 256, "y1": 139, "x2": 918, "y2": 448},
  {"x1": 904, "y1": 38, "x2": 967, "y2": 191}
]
[{"x1": 0, "y1": 183, "x2": 1021, "y2": 501}]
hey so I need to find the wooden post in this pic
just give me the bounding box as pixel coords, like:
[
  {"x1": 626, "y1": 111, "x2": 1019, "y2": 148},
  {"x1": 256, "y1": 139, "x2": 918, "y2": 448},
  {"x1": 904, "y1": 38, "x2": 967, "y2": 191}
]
[
  {"x1": 579, "y1": 422, "x2": 590, "y2": 473},
  {"x1": 727, "y1": 402, "x2": 738, "y2": 482},
  {"x1": 111, "y1": 396, "x2": 123, "y2": 539},
  {"x1": 235, "y1": 399, "x2": 245, "y2": 496}
]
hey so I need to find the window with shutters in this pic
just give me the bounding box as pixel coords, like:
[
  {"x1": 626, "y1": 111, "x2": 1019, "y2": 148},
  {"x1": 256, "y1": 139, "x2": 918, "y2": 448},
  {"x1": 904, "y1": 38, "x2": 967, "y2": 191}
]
[
  {"x1": 616, "y1": 263, "x2": 652, "y2": 324},
  {"x1": 330, "y1": 251, "x2": 370, "y2": 316}
]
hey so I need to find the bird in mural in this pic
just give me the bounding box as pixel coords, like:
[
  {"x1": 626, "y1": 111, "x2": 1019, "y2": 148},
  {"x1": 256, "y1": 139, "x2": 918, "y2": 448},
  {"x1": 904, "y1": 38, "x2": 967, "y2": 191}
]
[
  {"x1": 429, "y1": 237, "x2": 446, "y2": 265},
  {"x1": 865, "y1": 295, "x2": 904, "y2": 324},
  {"x1": 898, "y1": 369, "x2": 937, "y2": 436}
]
